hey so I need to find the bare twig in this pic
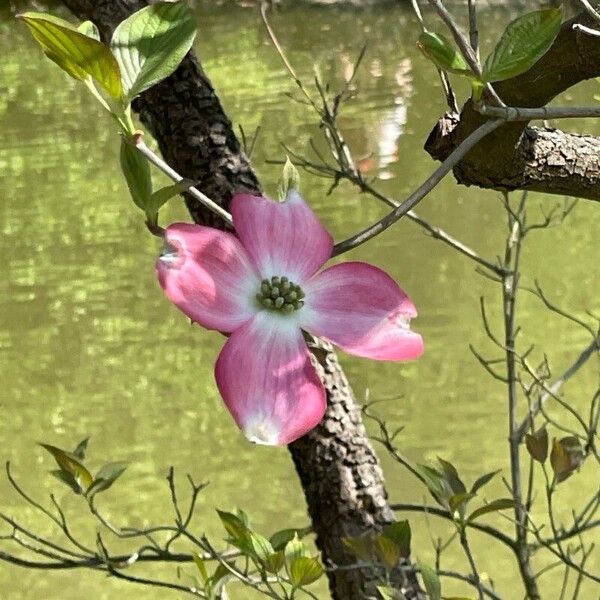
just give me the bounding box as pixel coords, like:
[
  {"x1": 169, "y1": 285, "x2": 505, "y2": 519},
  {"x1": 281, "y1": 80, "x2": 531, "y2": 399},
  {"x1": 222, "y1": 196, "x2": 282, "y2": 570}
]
[
  {"x1": 390, "y1": 503, "x2": 515, "y2": 551},
  {"x1": 577, "y1": 0, "x2": 600, "y2": 24},
  {"x1": 467, "y1": 0, "x2": 479, "y2": 57},
  {"x1": 516, "y1": 344, "x2": 600, "y2": 441},
  {"x1": 332, "y1": 119, "x2": 503, "y2": 255},
  {"x1": 355, "y1": 180, "x2": 505, "y2": 275},
  {"x1": 459, "y1": 530, "x2": 485, "y2": 600},
  {"x1": 131, "y1": 136, "x2": 233, "y2": 227},
  {"x1": 499, "y1": 193, "x2": 541, "y2": 599},
  {"x1": 477, "y1": 104, "x2": 600, "y2": 121},
  {"x1": 426, "y1": 0, "x2": 504, "y2": 106},
  {"x1": 573, "y1": 23, "x2": 600, "y2": 37},
  {"x1": 438, "y1": 569, "x2": 502, "y2": 600},
  {"x1": 407, "y1": 0, "x2": 458, "y2": 112}
]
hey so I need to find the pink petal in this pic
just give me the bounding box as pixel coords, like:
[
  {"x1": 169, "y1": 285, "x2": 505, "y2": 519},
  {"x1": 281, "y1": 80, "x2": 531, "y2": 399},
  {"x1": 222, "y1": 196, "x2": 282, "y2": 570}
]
[
  {"x1": 300, "y1": 262, "x2": 424, "y2": 361},
  {"x1": 231, "y1": 191, "x2": 333, "y2": 282},
  {"x1": 156, "y1": 223, "x2": 260, "y2": 332},
  {"x1": 214, "y1": 312, "x2": 326, "y2": 445}
]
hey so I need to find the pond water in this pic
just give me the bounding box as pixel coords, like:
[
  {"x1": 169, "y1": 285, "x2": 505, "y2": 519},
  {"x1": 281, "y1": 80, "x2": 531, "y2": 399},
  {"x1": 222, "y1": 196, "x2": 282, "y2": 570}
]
[{"x1": 0, "y1": 2, "x2": 598, "y2": 599}]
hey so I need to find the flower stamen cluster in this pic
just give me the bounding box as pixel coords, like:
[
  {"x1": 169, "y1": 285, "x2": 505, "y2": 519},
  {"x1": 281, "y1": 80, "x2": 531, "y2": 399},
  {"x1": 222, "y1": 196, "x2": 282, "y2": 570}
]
[{"x1": 256, "y1": 276, "x2": 305, "y2": 313}]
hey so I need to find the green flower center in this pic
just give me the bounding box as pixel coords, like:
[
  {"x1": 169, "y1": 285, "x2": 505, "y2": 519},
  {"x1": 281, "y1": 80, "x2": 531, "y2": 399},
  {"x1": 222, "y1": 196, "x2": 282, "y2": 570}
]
[{"x1": 256, "y1": 276, "x2": 305, "y2": 314}]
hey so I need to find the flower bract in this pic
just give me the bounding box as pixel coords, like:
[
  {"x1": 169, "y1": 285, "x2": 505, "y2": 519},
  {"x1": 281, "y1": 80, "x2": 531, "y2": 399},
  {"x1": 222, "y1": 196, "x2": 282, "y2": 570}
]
[{"x1": 157, "y1": 191, "x2": 423, "y2": 446}]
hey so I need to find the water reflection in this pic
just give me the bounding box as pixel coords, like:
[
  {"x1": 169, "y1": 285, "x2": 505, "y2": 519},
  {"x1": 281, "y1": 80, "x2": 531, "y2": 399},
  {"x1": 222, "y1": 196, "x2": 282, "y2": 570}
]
[{"x1": 0, "y1": 2, "x2": 598, "y2": 599}]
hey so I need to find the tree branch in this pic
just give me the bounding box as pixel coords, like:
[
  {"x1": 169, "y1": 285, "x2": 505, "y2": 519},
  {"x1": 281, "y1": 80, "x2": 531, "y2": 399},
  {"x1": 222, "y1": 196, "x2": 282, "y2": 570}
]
[
  {"x1": 58, "y1": 2, "x2": 423, "y2": 598},
  {"x1": 425, "y1": 6, "x2": 600, "y2": 202}
]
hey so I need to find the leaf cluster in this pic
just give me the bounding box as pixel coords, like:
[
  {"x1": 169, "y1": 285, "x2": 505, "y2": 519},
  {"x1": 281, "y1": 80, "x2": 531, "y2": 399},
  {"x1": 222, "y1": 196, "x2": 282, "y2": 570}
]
[
  {"x1": 19, "y1": 2, "x2": 198, "y2": 225},
  {"x1": 418, "y1": 8, "x2": 562, "y2": 100},
  {"x1": 208, "y1": 510, "x2": 323, "y2": 597},
  {"x1": 525, "y1": 426, "x2": 586, "y2": 484},
  {"x1": 40, "y1": 438, "x2": 127, "y2": 499},
  {"x1": 415, "y1": 457, "x2": 511, "y2": 526}
]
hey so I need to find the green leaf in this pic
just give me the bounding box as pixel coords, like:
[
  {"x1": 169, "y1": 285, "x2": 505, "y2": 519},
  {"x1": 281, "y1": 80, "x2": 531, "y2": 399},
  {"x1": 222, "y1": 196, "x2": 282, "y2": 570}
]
[
  {"x1": 120, "y1": 137, "x2": 153, "y2": 211},
  {"x1": 470, "y1": 470, "x2": 500, "y2": 495},
  {"x1": 277, "y1": 157, "x2": 301, "y2": 201},
  {"x1": 50, "y1": 469, "x2": 81, "y2": 494},
  {"x1": 72, "y1": 437, "x2": 89, "y2": 461},
  {"x1": 87, "y1": 461, "x2": 128, "y2": 497},
  {"x1": 209, "y1": 563, "x2": 234, "y2": 597},
  {"x1": 39, "y1": 443, "x2": 93, "y2": 493},
  {"x1": 235, "y1": 508, "x2": 250, "y2": 528},
  {"x1": 417, "y1": 31, "x2": 473, "y2": 76},
  {"x1": 250, "y1": 532, "x2": 274, "y2": 563},
  {"x1": 288, "y1": 556, "x2": 323, "y2": 587},
  {"x1": 228, "y1": 537, "x2": 255, "y2": 556},
  {"x1": 19, "y1": 12, "x2": 122, "y2": 98},
  {"x1": 284, "y1": 534, "x2": 309, "y2": 572},
  {"x1": 78, "y1": 20, "x2": 100, "y2": 40},
  {"x1": 482, "y1": 8, "x2": 562, "y2": 83},
  {"x1": 525, "y1": 427, "x2": 549, "y2": 464},
  {"x1": 382, "y1": 520, "x2": 411, "y2": 559},
  {"x1": 192, "y1": 551, "x2": 209, "y2": 584},
  {"x1": 449, "y1": 492, "x2": 476, "y2": 517},
  {"x1": 374, "y1": 534, "x2": 402, "y2": 570},
  {"x1": 550, "y1": 437, "x2": 571, "y2": 481},
  {"x1": 110, "y1": 1, "x2": 197, "y2": 101},
  {"x1": 145, "y1": 179, "x2": 196, "y2": 224},
  {"x1": 270, "y1": 526, "x2": 311, "y2": 551},
  {"x1": 415, "y1": 464, "x2": 451, "y2": 508},
  {"x1": 264, "y1": 550, "x2": 285, "y2": 574},
  {"x1": 419, "y1": 561, "x2": 441, "y2": 600},
  {"x1": 437, "y1": 457, "x2": 467, "y2": 495},
  {"x1": 377, "y1": 586, "x2": 405, "y2": 600},
  {"x1": 216, "y1": 509, "x2": 254, "y2": 555},
  {"x1": 550, "y1": 436, "x2": 584, "y2": 483},
  {"x1": 342, "y1": 534, "x2": 375, "y2": 562},
  {"x1": 217, "y1": 510, "x2": 250, "y2": 541},
  {"x1": 468, "y1": 498, "x2": 515, "y2": 522},
  {"x1": 471, "y1": 78, "x2": 485, "y2": 102}
]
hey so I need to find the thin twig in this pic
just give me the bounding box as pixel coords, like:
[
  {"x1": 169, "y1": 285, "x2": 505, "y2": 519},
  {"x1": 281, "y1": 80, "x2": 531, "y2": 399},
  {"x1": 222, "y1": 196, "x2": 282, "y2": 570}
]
[
  {"x1": 577, "y1": 0, "x2": 600, "y2": 24},
  {"x1": 332, "y1": 119, "x2": 503, "y2": 256},
  {"x1": 407, "y1": 0, "x2": 458, "y2": 112},
  {"x1": 0, "y1": 550, "x2": 203, "y2": 570},
  {"x1": 467, "y1": 0, "x2": 479, "y2": 58},
  {"x1": 0, "y1": 513, "x2": 86, "y2": 560},
  {"x1": 573, "y1": 23, "x2": 600, "y2": 37},
  {"x1": 260, "y1": 2, "x2": 315, "y2": 108},
  {"x1": 477, "y1": 104, "x2": 600, "y2": 121},
  {"x1": 131, "y1": 136, "x2": 233, "y2": 227},
  {"x1": 500, "y1": 193, "x2": 541, "y2": 599},
  {"x1": 516, "y1": 335, "x2": 600, "y2": 440},
  {"x1": 426, "y1": 0, "x2": 504, "y2": 106},
  {"x1": 459, "y1": 530, "x2": 485, "y2": 600},
  {"x1": 390, "y1": 503, "x2": 515, "y2": 551},
  {"x1": 106, "y1": 564, "x2": 205, "y2": 597},
  {"x1": 439, "y1": 569, "x2": 502, "y2": 600},
  {"x1": 357, "y1": 179, "x2": 505, "y2": 275}
]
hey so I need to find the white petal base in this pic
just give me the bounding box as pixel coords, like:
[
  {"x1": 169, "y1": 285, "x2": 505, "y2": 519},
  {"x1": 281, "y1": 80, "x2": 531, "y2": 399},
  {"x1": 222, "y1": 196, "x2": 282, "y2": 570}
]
[{"x1": 244, "y1": 414, "x2": 281, "y2": 445}]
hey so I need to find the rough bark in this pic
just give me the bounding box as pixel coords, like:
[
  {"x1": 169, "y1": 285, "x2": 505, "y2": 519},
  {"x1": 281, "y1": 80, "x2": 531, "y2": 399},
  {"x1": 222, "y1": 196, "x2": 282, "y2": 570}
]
[
  {"x1": 60, "y1": 1, "x2": 421, "y2": 597},
  {"x1": 425, "y1": 6, "x2": 600, "y2": 202},
  {"x1": 291, "y1": 338, "x2": 418, "y2": 598}
]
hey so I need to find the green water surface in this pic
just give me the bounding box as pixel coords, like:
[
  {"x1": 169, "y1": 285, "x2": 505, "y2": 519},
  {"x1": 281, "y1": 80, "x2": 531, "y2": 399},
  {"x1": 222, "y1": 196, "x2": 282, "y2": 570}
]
[{"x1": 0, "y1": 2, "x2": 598, "y2": 598}]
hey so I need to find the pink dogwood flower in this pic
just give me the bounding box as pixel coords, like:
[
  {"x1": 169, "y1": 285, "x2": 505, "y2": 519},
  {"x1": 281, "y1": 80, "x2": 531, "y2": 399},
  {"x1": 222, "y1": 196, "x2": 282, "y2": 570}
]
[{"x1": 156, "y1": 191, "x2": 423, "y2": 446}]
